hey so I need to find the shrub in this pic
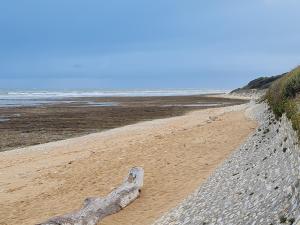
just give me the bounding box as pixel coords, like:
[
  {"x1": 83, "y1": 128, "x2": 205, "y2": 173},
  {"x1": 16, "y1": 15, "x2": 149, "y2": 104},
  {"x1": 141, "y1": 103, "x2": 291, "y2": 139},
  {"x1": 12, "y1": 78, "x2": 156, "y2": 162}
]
[{"x1": 266, "y1": 66, "x2": 300, "y2": 137}]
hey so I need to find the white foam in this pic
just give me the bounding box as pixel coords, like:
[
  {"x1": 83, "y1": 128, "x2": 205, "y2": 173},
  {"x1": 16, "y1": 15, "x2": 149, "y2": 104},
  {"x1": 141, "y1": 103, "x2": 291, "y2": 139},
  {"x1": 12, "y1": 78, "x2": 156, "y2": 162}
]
[
  {"x1": 0, "y1": 89, "x2": 229, "y2": 107},
  {"x1": 1, "y1": 89, "x2": 228, "y2": 99}
]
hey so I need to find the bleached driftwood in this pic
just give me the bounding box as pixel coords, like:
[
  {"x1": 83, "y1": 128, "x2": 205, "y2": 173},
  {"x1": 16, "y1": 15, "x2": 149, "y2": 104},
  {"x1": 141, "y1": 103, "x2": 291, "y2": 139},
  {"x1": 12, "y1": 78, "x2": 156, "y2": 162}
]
[{"x1": 37, "y1": 167, "x2": 144, "y2": 225}]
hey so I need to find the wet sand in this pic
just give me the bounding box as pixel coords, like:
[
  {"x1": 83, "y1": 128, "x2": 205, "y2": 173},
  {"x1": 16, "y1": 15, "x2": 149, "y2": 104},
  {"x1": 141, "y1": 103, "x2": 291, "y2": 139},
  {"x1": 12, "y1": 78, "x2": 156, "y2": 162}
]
[
  {"x1": 0, "y1": 95, "x2": 246, "y2": 152},
  {"x1": 0, "y1": 104, "x2": 256, "y2": 225}
]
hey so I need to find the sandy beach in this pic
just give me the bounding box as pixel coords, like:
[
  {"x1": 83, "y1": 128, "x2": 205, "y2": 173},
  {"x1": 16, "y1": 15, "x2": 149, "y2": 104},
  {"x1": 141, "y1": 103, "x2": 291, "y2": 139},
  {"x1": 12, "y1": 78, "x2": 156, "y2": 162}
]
[{"x1": 0, "y1": 103, "x2": 256, "y2": 225}]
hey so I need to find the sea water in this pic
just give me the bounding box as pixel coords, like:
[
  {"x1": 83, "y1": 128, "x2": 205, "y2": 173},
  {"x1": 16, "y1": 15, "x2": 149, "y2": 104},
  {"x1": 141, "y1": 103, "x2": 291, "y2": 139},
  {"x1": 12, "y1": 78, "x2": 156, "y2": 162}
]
[{"x1": 0, "y1": 89, "x2": 227, "y2": 107}]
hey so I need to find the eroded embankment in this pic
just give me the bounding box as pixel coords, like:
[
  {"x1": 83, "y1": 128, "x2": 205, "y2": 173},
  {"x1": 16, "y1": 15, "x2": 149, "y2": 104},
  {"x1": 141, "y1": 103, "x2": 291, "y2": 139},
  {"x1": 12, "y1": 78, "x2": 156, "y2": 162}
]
[{"x1": 154, "y1": 103, "x2": 300, "y2": 225}]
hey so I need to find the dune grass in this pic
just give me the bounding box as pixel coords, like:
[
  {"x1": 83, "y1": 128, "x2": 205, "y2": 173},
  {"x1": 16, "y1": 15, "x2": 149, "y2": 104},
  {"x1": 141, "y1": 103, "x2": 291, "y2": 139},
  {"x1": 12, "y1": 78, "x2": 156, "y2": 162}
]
[{"x1": 266, "y1": 66, "x2": 300, "y2": 135}]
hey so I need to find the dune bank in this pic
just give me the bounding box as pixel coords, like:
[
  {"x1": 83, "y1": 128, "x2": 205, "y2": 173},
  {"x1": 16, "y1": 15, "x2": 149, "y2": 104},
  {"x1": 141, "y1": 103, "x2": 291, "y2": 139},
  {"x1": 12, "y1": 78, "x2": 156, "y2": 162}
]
[{"x1": 0, "y1": 104, "x2": 256, "y2": 225}]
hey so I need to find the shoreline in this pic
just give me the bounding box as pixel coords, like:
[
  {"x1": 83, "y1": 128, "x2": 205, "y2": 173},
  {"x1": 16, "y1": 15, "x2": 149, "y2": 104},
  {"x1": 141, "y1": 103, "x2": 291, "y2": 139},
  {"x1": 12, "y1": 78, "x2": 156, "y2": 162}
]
[
  {"x1": 0, "y1": 95, "x2": 246, "y2": 152},
  {"x1": 0, "y1": 104, "x2": 257, "y2": 225}
]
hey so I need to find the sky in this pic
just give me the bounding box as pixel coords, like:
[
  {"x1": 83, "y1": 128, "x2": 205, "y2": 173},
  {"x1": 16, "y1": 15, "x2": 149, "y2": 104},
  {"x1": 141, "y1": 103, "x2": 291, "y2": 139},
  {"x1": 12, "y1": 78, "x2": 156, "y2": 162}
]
[{"x1": 1, "y1": 0, "x2": 300, "y2": 90}]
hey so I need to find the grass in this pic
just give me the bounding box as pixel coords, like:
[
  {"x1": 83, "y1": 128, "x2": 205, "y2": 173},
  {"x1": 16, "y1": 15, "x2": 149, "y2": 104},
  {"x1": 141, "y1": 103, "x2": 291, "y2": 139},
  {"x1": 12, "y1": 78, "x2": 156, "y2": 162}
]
[{"x1": 266, "y1": 66, "x2": 300, "y2": 137}]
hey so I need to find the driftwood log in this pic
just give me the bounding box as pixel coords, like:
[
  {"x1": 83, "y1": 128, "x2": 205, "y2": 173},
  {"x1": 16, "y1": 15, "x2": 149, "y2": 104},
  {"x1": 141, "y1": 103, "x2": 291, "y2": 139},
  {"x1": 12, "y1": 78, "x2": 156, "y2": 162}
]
[{"x1": 37, "y1": 167, "x2": 144, "y2": 225}]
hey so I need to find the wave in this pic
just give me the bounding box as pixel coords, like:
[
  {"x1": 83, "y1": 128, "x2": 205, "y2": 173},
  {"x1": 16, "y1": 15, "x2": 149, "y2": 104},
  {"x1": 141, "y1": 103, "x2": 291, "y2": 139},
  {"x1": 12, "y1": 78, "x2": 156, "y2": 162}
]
[{"x1": 0, "y1": 89, "x2": 228, "y2": 99}]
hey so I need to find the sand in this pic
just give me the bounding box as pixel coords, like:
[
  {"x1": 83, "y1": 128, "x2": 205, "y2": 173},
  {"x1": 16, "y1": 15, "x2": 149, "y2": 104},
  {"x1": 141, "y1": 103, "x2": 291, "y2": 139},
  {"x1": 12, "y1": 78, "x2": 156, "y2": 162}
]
[{"x1": 0, "y1": 105, "x2": 257, "y2": 225}]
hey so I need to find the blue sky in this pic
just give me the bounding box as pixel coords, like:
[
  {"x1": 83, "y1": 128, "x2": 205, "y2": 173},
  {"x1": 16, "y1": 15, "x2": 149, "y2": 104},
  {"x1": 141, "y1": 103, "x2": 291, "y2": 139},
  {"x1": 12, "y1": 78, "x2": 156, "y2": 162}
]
[{"x1": 1, "y1": 0, "x2": 300, "y2": 90}]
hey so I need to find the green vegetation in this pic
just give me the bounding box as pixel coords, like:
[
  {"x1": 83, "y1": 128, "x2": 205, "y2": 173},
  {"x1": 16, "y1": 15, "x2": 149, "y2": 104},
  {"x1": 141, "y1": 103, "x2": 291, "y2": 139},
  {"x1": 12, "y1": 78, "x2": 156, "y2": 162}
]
[
  {"x1": 245, "y1": 74, "x2": 285, "y2": 90},
  {"x1": 231, "y1": 73, "x2": 285, "y2": 93},
  {"x1": 266, "y1": 66, "x2": 300, "y2": 135}
]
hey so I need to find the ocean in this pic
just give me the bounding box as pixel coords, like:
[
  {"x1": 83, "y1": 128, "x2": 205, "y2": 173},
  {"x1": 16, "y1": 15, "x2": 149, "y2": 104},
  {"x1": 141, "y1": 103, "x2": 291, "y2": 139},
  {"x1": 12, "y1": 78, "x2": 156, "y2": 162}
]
[{"x1": 0, "y1": 89, "x2": 227, "y2": 107}]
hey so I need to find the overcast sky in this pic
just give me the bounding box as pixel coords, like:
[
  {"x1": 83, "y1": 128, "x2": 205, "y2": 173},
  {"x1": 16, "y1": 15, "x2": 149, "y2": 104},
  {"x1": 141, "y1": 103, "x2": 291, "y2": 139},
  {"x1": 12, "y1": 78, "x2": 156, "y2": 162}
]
[{"x1": 1, "y1": 0, "x2": 300, "y2": 90}]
